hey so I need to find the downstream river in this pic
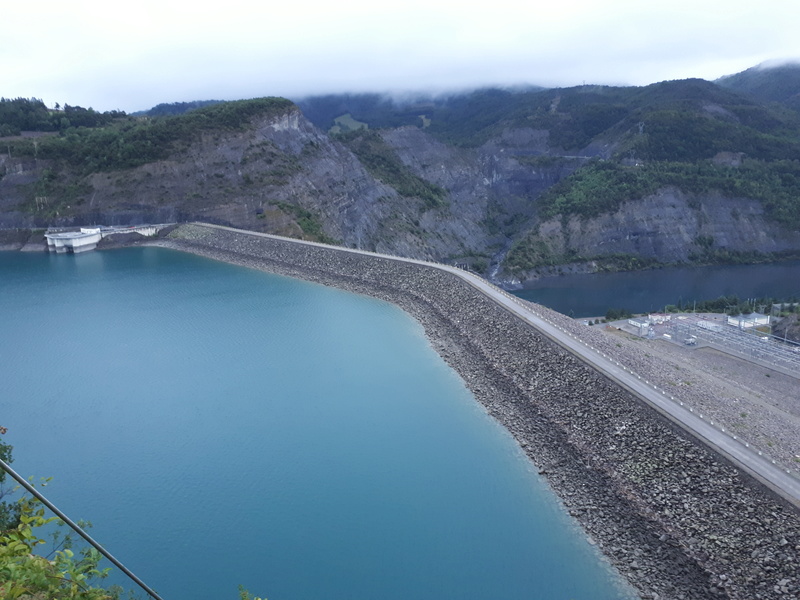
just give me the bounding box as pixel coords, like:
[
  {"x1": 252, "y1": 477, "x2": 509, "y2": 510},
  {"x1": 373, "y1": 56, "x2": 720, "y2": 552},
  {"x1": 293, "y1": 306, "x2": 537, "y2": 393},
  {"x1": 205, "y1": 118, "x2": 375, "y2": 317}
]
[
  {"x1": 513, "y1": 260, "x2": 800, "y2": 317},
  {"x1": 0, "y1": 248, "x2": 632, "y2": 600}
]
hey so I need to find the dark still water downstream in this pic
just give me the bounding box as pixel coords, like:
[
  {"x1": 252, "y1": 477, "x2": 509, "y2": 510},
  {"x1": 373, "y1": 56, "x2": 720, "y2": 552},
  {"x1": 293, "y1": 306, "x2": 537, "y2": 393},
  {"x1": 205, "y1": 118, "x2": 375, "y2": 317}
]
[
  {"x1": 0, "y1": 248, "x2": 632, "y2": 600},
  {"x1": 513, "y1": 261, "x2": 800, "y2": 317}
]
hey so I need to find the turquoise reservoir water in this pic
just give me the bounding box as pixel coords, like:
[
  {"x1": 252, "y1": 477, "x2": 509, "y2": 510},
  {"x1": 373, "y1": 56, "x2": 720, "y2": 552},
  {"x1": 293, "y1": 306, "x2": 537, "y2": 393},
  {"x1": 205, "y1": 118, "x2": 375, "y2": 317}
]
[{"x1": 0, "y1": 248, "x2": 630, "y2": 600}]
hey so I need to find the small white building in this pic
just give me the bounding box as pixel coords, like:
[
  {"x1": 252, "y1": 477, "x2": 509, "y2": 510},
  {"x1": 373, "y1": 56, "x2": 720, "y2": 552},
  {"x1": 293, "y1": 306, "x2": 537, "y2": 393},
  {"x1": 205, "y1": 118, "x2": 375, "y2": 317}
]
[
  {"x1": 648, "y1": 313, "x2": 672, "y2": 325},
  {"x1": 727, "y1": 313, "x2": 771, "y2": 329},
  {"x1": 628, "y1": 318, "x2": 649, "y2": 332}
]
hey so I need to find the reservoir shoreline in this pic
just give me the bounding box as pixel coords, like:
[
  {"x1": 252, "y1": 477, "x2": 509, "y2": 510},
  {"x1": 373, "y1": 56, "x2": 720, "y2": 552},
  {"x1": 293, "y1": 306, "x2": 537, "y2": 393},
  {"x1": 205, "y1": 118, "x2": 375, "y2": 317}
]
[{"x1": 151, "y1": 223, "x2": 799, "y2": 600}]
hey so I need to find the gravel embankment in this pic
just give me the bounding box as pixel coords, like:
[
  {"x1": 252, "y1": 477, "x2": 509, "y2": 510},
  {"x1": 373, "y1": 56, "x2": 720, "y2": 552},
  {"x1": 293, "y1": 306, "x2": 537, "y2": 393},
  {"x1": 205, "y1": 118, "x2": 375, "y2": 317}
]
[
  {"x1": 540, "y1": 311, "x2": 800, "y2": 475},
  {"x1": 151, "y1": 224, "x2": 800, "y2": 600}
]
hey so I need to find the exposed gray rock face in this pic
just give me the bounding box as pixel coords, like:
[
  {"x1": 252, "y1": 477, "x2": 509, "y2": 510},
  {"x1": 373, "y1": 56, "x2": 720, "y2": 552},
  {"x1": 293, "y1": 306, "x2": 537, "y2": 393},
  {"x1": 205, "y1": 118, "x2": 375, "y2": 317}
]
[
  {"x1": 3, "y1": 110, "x2": 800, "y2": 277},
  {"x1": 158, "y1": 223, "x2": 800, "y2": 600},
  {"x1": 380, "y1": 126, "x2": 586, "y2": 264},
  {"x1": 507, "y1": 188, "x2": 800, "y2": 283},
  {"x1": 84, "y1": 109, "x2": 403, "y2": 247},
  {"x1": 0, "y1": 110, "x2": 398, "y2": 248},
  {"x1": 0, "y1": 112, "x2": 575, "y2": 263}
]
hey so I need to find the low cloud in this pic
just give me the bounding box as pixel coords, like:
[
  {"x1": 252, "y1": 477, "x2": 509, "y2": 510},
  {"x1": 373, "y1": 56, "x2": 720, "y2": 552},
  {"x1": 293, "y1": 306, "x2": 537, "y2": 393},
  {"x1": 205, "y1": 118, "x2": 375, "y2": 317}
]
[{"x1": 3, "y1": 0, "x2": 800, "y2": 111}]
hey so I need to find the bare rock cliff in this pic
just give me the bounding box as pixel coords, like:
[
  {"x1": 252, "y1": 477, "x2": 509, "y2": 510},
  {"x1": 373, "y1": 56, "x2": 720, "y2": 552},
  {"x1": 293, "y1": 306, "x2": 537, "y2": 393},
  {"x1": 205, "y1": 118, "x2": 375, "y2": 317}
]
[
  {"x1": 2, "y1": 108, "x2": 800, "y2": 278},
  {"x1": 504, "y1": 188, "x2": 800, "y2": 283}
]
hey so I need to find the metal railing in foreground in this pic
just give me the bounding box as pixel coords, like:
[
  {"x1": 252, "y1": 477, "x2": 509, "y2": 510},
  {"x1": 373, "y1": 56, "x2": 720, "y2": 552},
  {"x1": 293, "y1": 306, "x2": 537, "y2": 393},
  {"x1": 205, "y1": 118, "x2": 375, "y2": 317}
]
[{"x1": 0, "y1": 457, "x2": 164, "y2": 600}]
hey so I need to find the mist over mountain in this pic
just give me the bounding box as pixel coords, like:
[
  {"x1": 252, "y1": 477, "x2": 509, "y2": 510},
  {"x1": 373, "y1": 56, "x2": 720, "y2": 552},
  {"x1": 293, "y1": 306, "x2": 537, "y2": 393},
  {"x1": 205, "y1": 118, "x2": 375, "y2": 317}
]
[{"x1": 716, "y1": 61, "x2": 800, "y2": 110}]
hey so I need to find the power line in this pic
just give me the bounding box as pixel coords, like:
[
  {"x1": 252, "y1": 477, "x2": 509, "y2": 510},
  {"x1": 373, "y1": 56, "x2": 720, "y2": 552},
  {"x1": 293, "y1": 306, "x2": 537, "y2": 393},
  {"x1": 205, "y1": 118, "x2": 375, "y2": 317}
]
[{"x1": 0, "y1": 457, "x2": 164, "y2": 600}]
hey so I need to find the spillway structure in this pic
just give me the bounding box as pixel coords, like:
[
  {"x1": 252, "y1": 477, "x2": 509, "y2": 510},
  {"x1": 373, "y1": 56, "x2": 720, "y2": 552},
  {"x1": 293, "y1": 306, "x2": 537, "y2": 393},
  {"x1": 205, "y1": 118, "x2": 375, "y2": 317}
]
[{"x1": 45, "y1": 225, "x2": 163, "y2": 253}]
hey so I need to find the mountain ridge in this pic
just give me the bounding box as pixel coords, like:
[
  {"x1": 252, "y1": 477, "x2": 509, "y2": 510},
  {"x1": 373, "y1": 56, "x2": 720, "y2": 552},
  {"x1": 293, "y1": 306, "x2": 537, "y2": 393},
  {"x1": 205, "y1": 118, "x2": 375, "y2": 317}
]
[
  {"x1": 2, "y1": 64, "x2": 800, "y2": 286},
  {"x1": 716, "y1": 61, "x2": 800, "y2": 109}
]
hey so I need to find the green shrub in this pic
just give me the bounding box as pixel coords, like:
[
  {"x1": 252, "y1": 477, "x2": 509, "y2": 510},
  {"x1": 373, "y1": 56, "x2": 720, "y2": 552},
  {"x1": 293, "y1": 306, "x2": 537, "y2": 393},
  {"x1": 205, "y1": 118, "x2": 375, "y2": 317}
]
[{"x1": 337, "y1": 129, "x2": 447, "y2": 208}]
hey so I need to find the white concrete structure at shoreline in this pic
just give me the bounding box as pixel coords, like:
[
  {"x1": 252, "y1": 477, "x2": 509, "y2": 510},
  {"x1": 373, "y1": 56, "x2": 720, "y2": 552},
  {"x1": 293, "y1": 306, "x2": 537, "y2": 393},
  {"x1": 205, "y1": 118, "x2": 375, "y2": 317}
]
[
  {"x1": 45, "y1": 227, "x2": 103, "y2": 253},
  {"x1": 45, "y1": 225, "x2": 165, "y2": 253}
]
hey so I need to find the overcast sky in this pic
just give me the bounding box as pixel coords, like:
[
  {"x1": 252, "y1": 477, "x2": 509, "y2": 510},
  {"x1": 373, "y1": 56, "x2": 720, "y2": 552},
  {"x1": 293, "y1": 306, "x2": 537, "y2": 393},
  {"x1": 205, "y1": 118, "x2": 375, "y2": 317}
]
[{"x1": 4, "y1": 0, "x2": 799, "y2": 113}]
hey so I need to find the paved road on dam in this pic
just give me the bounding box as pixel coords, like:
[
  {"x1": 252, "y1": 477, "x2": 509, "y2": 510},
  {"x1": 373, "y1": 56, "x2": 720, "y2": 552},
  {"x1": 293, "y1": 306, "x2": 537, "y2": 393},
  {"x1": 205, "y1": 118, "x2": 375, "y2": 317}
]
[
  {"x1": 200, "y1": 223, "x2": 800, "y2": 506},
  {"x1": 449, "y1": 268, "x2": 800, "y2": 507}
]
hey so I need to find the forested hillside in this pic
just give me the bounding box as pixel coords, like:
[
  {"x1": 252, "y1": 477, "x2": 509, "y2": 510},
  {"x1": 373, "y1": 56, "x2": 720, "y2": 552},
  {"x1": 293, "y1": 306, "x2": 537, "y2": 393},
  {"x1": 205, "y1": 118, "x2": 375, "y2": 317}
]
[
  {"x1": 716, "y1": 61, "x2": 800, "y2": 109},
  {"x1": 0, "y1": 97, "x2": 123, "y2": 137},
  {"x1": 3, "y1": 97, "x2": 292, "y2": 172},
  {"x1": 2, "y1": 63, "x2": 800, "y2": 285}
]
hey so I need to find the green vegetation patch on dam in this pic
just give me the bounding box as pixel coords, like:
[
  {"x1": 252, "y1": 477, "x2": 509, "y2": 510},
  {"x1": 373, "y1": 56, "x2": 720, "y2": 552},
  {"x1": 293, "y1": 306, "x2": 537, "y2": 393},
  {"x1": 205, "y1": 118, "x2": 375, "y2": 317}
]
[{"x1": 160, "y1": 222, "x2": 800, "y2": 600}]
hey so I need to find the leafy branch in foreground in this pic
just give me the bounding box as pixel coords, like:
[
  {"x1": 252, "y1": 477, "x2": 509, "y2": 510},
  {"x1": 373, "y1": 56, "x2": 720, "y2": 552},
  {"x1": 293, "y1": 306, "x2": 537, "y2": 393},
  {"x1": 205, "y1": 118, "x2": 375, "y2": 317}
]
[
  {"x1": 0, "y1": 426, "x2": 20, "y2": 531},
  {"x1": 0, "y1": 429, "x2": 268, "y2": 599},
  {"x1": 0, "y1": 494, "x2": 113, "y2": 599},
  {"x1": 0, "y1": 495, "x2": 269, "y2": 600}
]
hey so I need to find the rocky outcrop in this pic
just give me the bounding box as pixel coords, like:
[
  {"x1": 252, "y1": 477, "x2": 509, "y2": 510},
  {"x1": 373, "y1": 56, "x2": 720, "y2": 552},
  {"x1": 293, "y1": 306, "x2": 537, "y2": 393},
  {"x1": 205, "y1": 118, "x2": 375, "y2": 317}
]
[
  {"x1": 0, "y1": 110, "x2": 406, "y2": 251},
  {"x1": 506, "y1": 188, "x2": 800, "y2": 284},
  {"x1": 0, "y1": 111, "x2": 589, "y2": 267},
  {"x1": 378, "y1": 126, "x2": 587, "y2": 268},
  {"x1": 4, "y1": 108, "x2": 800, "y2": 279},
  {"x1": 157, "y1": 223, "x2": 800, "y2": 600}
]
